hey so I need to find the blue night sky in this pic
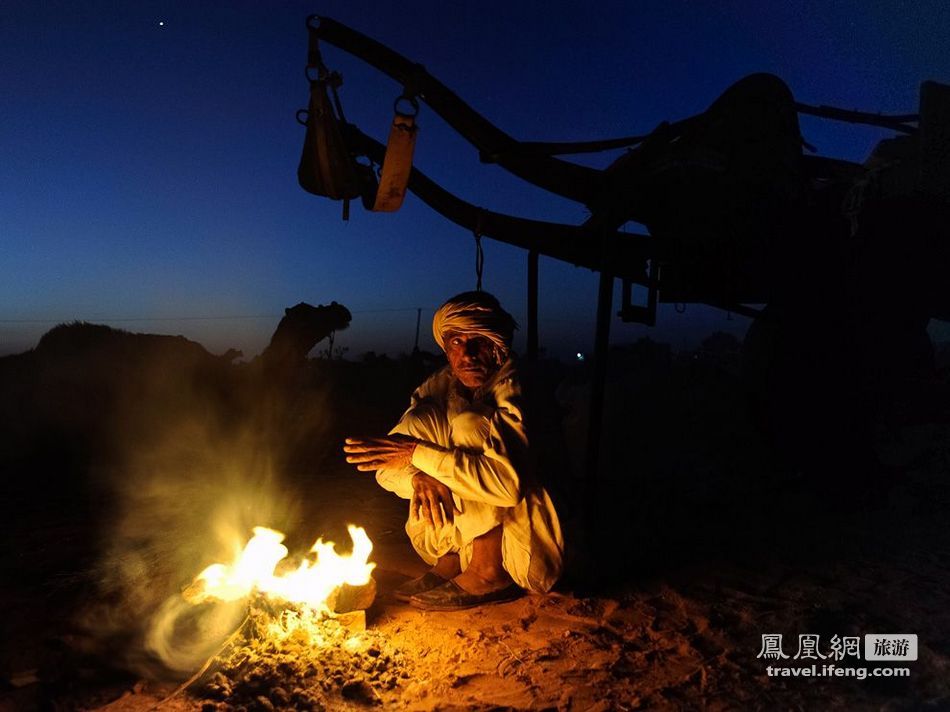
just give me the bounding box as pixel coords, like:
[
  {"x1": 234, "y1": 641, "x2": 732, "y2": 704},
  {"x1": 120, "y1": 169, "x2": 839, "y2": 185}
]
[{"x1": 3, "y1": 1, "x2": 949, "y2": 359}]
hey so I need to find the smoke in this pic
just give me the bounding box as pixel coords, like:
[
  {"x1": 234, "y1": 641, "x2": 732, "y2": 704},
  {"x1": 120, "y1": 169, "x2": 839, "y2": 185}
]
[
  {"x1": 69, "y1": 337, "x2": 334, "y2": 678},
  {"x1": 76, "y1": 417, "x2": 287, "y2": 675},
  {"x1": 144, "y1": 596, "x2": 248, "y2": 675}
]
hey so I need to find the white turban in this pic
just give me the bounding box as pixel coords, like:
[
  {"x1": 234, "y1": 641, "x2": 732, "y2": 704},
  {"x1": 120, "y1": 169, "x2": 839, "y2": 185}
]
[{"x1": 432, "y1": 291, "x2": 517, "y2": 356}]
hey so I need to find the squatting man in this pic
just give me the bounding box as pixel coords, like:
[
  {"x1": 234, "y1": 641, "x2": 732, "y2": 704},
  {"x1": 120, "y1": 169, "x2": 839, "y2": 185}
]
[{"x1": 344, "y1": 291, "x2": 564, "y2": 610}]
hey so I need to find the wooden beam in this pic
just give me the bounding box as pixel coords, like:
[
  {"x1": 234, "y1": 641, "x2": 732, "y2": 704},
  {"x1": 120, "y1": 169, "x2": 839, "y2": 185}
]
[{"x1": 310, "y1": 16, "x2": 604, "y2": 205}]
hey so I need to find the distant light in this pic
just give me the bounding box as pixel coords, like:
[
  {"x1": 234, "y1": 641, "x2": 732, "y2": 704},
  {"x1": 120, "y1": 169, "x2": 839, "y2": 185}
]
[
  {"x1": 158, "y1": 20, "x2": 165, "y2": 27},
  {"x1": 576, "y1": 352, "x2": 585, "y2": 362}
]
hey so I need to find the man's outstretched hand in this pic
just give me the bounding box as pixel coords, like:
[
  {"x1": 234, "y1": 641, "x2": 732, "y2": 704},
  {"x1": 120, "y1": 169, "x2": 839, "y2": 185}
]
[
  {"x1": 343, "y1": 436, "x2": 458, "y2": 529},
  {"x1": 410, "y1": 472, "x2": 459, "y2": 530},
  {"x1": 344, "y1": 435, "x2": 418, "y2": 471}
]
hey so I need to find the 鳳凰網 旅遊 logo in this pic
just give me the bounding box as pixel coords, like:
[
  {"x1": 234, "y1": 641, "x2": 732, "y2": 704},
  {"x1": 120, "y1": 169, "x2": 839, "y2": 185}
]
[{"x1": 756, "y1": 633, "x2": 917, "y2": 680}]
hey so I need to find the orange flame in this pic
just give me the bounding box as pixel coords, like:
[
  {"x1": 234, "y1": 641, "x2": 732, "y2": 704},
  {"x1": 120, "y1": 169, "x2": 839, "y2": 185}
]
[{"x1": 189, "y1": 525, "x2": 375, "y2": 614}]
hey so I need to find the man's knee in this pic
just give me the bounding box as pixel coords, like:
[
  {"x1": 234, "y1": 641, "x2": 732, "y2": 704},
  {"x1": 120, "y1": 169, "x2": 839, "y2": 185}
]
[
  {"x1": 405, "y1": 513, "x2": 458, "y2": 562},
  {"x1": 453, "y1": 499, "x2": 505, "y2": 542}
]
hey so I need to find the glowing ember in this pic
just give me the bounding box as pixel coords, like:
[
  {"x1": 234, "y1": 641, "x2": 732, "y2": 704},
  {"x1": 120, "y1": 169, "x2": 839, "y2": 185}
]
[{"x1": 187, "y1": 525, "x2": 375, "y2": 614}]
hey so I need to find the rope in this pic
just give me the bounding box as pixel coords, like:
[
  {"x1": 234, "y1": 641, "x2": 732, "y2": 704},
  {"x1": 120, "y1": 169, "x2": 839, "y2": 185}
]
[
  {"x1": 473, "y1": 210, "x2": 485, "y2": 291},
  {"x1": 793, "y1": 101, "x2": 918, "y2": 134}
]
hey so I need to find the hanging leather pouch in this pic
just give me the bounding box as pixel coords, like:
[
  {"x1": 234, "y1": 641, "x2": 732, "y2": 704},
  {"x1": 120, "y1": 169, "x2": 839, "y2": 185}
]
[{"x1": 297, "y1": 79, "x2": 361, "y2": 200}]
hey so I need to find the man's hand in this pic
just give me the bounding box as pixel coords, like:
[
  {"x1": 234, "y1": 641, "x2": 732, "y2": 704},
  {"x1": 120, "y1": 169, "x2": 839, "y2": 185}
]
[
  {"x1": 411, "y1": 472, "x2": 460, "y2": 530},
  {"x1": 344, "y1": 435, "x2": 418, "y2": 471}
]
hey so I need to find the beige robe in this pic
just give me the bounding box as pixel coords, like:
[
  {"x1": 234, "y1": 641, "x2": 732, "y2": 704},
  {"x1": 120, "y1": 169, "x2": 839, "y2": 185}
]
[{"x1": 375, "y1": 359, "x2": 564, "y2": 593}]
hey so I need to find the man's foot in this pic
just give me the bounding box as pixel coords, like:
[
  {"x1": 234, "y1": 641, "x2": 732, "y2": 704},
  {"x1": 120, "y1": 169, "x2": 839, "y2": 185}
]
[
  {"x1": 451, "y1": 566, "x2": 513, "y2": 596},
  {"x1": 431, "y1": 552, "x2": 462, "y2": 579},
  {"x1": 408, "y1": 526, "x2": 519, "y2": 609},
  {"x1": 408, "y1": 579, "x2": 523, "y2": 611}
]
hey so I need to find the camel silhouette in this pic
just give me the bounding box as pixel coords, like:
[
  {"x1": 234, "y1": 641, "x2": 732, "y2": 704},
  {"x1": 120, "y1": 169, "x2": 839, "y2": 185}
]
[{"x1": 260, "y1": 301, "x2": 352, "y2": 371}]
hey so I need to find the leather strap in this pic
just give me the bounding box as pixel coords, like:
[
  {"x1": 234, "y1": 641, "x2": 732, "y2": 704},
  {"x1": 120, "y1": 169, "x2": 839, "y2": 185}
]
[{"x1": 372, "y1": 102, "x2": 418, "y2": 212}]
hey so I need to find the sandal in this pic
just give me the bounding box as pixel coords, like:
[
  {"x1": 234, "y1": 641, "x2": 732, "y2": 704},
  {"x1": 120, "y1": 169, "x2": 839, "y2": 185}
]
[
  {"x1": 409, "y1": 579, "x2": 523, "y2": 611},
  {"x1": 392, "y1": 571, "x2": 447, "y2": 602}
]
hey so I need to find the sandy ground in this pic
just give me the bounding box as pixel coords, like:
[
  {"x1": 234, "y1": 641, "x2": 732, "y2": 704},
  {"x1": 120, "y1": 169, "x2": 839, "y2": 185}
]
[{"x1": 3, "y1": 426, "x2": 950, "y2": 712}]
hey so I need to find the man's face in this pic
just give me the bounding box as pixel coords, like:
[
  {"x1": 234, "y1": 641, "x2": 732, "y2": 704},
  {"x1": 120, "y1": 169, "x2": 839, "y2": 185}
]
[{"x1": 444, "y1": 332, "x2": 499, "y2": 389}]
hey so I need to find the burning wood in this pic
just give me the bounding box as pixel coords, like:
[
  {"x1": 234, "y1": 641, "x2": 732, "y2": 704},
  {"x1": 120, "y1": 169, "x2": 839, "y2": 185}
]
[{"x1": 198, "y1": 606, "x2": 407, "y2": 710}]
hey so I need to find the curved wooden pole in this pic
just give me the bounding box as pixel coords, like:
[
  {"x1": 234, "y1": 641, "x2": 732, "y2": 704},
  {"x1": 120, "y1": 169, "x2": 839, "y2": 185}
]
[
  {"x1": 310, "y1": 16, "x2": 604, "y2": 205},
  {"x1": 345, "y1": 125, "x2": 656, "y2": 286}
]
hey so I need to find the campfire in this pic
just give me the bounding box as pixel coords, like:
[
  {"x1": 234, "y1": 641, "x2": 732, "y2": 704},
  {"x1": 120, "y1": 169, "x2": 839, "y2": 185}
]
[
  {"x1": 183, "y1": 525, "x2": 376, "y2": 618},
  {"x1": 159, "y1": 524, "x2": 407, "y2": 709}
]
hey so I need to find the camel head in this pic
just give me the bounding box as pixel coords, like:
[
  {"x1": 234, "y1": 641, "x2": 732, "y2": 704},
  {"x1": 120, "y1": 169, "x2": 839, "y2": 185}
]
[{"x1": 264, "y1": 301, "x2": 353, "y2": 364}]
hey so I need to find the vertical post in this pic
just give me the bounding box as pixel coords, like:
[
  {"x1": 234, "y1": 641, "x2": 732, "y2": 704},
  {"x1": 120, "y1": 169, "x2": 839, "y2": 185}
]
[
  {"x1": 647, "y1": 259, "x2": 658, "y2": 325},
  {"x1": 584, "y1": 268, "x2": 613, "y2": 547},
  {"x1": 413, "y1": 307, "x2": 422, "y2": 354},
  {"x1": 527, "y1": 249, "x2": 539, "y2": 361}
]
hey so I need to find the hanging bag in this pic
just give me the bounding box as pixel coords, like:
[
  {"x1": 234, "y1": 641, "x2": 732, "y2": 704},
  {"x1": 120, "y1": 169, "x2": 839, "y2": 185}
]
[{"x1": 297, "y1": 77, "x2": 361, "y2": 201}]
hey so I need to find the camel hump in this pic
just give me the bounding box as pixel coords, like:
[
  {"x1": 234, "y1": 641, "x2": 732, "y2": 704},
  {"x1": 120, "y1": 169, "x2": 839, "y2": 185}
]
[{"x1": 34, "y1": 321, "x2": 213, "y2": 362}]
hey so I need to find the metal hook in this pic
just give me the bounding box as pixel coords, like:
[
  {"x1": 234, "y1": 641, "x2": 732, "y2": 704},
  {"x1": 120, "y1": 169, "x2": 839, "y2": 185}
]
[{"x1": 394, "y1": 94, "x2": 420, "y2": 118}]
